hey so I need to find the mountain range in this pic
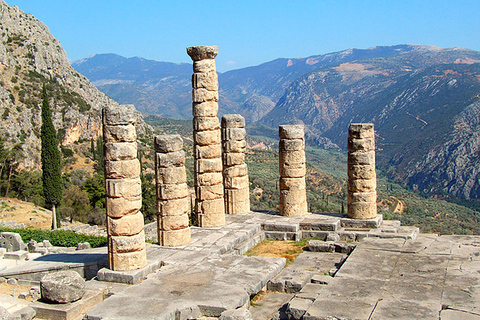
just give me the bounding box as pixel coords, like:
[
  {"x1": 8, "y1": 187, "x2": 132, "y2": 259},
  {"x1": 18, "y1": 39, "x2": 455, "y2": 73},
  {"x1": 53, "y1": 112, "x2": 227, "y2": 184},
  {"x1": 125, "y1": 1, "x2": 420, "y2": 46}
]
[{"x1": 73, "y1": 46, "x2": 480, "y2": 200}]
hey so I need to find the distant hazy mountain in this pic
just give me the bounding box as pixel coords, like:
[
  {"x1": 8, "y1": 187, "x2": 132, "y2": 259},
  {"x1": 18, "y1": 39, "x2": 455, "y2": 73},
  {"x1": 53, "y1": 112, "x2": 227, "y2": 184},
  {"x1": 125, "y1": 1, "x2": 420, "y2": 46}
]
[{"x1": 72, "y1": 45, "x2": 421, "y2": 121}]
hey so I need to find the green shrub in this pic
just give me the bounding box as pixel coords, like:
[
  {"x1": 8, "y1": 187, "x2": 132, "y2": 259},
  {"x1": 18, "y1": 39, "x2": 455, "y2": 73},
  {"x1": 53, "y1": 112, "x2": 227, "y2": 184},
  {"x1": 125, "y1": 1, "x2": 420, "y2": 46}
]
[{"x1": 0, "y1": 227, "x2": 107, "y2": 248}]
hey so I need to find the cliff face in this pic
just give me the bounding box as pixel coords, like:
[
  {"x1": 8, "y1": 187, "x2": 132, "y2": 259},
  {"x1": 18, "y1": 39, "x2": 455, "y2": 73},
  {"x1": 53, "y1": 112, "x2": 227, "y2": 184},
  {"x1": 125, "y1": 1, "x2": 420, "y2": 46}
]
[{"x1": 0, "y1": 1, "x2": 148, "y2": 169}]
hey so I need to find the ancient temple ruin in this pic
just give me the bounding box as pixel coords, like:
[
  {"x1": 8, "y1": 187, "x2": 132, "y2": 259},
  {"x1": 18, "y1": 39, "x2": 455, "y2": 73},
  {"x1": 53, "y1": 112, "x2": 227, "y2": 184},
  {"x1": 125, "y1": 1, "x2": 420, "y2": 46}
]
[
  {"x1": 187, "y1": 45, "x2": 226, "y2": 227},
  {"x1": 279, "y1": 125, "x2": 308, "y2": 217},
  {"x1": 347, "y1": 123, "x2": 377, "y2": 219},
  {"x1": 222, "y1": 114, "x2": 250, "y2": 214},
  {"x1": 155, "y1": 134, "x2": 191, "y2": 246},
  {"x1": 103, "y1": 104, "x2": 147, "y2": 271}
]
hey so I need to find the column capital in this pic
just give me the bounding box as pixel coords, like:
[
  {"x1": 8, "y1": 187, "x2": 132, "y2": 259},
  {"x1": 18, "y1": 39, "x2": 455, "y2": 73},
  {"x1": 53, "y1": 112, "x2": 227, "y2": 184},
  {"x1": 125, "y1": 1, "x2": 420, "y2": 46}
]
[{"x1": 187, "y1": 46, "x2": 219, "y2": 61}]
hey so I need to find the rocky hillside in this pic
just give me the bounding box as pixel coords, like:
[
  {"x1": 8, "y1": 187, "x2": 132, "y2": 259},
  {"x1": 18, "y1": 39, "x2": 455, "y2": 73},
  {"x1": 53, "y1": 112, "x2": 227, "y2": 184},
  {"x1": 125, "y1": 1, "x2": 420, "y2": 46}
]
[
  {"x1": 0, "y1": 1, "x2": 148, "y2": 169},
  {"x1": 261, "y1": 48, "x2": 480, "y2": 199}
]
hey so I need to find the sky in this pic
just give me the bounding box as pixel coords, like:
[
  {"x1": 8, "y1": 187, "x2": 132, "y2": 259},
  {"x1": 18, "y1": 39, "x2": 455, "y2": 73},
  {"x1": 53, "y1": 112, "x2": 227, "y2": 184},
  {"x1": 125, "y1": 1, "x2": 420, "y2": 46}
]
[{"x1": 6, "y1": 0, "x2": 480, "y2": 72}]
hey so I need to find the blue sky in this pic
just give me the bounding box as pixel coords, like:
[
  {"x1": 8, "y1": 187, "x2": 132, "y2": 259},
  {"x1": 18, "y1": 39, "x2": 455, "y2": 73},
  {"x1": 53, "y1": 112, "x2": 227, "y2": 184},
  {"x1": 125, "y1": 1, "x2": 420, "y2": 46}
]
[{"x1": 7, "y1": 0, "x2": 480, "y2": 72}]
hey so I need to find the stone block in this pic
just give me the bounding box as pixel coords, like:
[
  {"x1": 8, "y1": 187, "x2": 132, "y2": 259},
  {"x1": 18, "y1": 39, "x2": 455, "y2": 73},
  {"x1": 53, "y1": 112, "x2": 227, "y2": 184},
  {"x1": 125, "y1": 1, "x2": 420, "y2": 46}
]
[
  {"x1": 279, "y1": 177, "x2": 306, "y2": 190},
  {"x1": 193, "y1": 59, "x2": 216, "y2": 73},
  {"x1": 160, "y1": 228, "x2": 191, "y2": 247},
  {"x1": 161, "y1": 215, "x2": 190, "y2": 231},
  {"x1": 104, "y1": 142, "x2": 137, "y2": 161},
  {"x1": 349, "y1": 123, "x2": 374, "y2": 139},
  {"x1": 107, "y1": 211, "x2": 144, "y2": 236},
  {"x1": 158, "y1": 197, "x2": 190, "y2": 216},
  {"x1": 192, "y1": 71, "x2": 218, "y2": 90},
  {"x1": 40, "y1": 270, "x2": 85, "y2": 304},
  {"x1": 280, "y1": 150, "x2": 306, "y2": 165},
  {"x1": 347, "y1": 202, "x2": 377, "y2": 220},
  {"x1": 193, "y1": 101, "x2": 218, "y2": 117},
  {"x1": 263, "y1": 223, "x2": 299, "y2": 232},
  {"x1": 194, "y1": 130, "x2": 221, "y2": 145},
  {"x1": 111, "y1": 231, "x2": 146, "y2": 253},
  {"x1": 154, "y1": 134, "x2": 183, "y2": 152},
  {"x1": 192, "y1": 88, "x2": 219, "y2": 103},
  {"x1": 225, "y1": 198, "x2": 250, "y2": 215},
  {"x1": 348, "y1": 137, "x2": 375, "y2": 152},
  {"x1": 195, "y1": 144, "x2": 222, "y2": 159},
  {"x1": 0, "y1": 232, "x2": 26, "y2": 252},
  {"x1": 156, "y1": 150, "x2": 185, "y2": 168},
  {"x1": 287, "y1": 297, "x2": 313, "y2": 319},
  {"x1": 225, "y1": 187, "x2": 250, "y2": 203},
  {"x1": 196, "y1": 198, "x2": 225, "y2": 216},
  {"x1": 223, "y1": 153, "x2": 245, "y2": 166},
  {"x1": 223, "y1": 140, "x2": 246, "y2": 153},
  {"x1": 308, "y1": 240, "x2": 335, "y2": 252},
  {"x1": 105, "y1": 178, "x2": 142, "y2": 198},
  {"x1": 348, "y1": 164, "x2": 376, "y2": 180},
  {"x1": 279, "y1": 138, "x2": 304, "y2": 151},
  {"x1": 193, "y1": 116, "x2": 220, "y2": 131},
  {"x1": 224, "y1": 175, "x2": 249, "y2": 189},
  {"x1": 197, "y1": 172, "x2": 223, "y2": 186},
  {"x1": 103, "y1": 105, "x2": 136, "y2": 125},
  {"x1": 187, "y1": 45, "x2": 219, "y2": 61},
  {"x1": 348, "y1": 150, "x2": 375, "y2": 165},
  {"x1": 279, "y1": 125, "x2": 304, "y2": 139},
  {"x1": 223, "y1": 163, "x2": 248, "y2": 177},
  {"x1": 157, "y1": 183, "x2": 189, "y2": 200},
  {"x1": 197, "y1": 212, "x2": 225, "y2": 227},
  {"x1": 347, "y1": 191, "x2": 377, "y2": 204},
  {"x1": 105, "y1": 159, "x2": 140, "y2": 179},
  {"x1": 196, "y1": 158, "x2": 222, "y2": 173},
  {"x1": 110, "y1": 248, "x2": 147, "y2": 271},
  {"x1": 156, "y1": 166, "x2": 187, "y2": 184},
  {"x1": 341, "y1": 214, "x2": 383, "y2": 228},
  {"x1": 222, "y1": 127, "x2": 246, "y2": 141},
  {"x1": 106, "y1": 196, "x2": 142, "y2": 218},
  {"x1": 4, "y1": 250, "x2": 27, "y2": 260},
  {"x1": 348, "y1": 178, "x2": 376, "y2": 192},
  {"x1": 103, "y1": 124, "x2": 136, "y2": 142},
  {"x1": 222, "y1": 114, "x2": 245, "y2": 128},
  {"x1": 196, "y1": 184, "x2": 224, "y2": 200}
]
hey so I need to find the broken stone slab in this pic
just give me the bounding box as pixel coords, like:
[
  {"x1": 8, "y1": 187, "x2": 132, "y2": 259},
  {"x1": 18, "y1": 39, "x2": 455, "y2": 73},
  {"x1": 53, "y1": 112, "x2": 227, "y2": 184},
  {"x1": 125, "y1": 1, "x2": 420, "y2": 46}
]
[
  {"x1": 40, "y1": 270, "x2": 85, "y2": 304},
  {"x1": 308, "y1": 240, "x2": 335, "y2": 253},
  {"x1": 96, "y1": 258, "x2": 162, "y2": 285},
  {"x1": 268, "y1": 270, "x2": 313, "y2": 293},
  {"x1": 262, "y1": 222, "x2": 299, "y2": 232},
  {"x1": 0, "y1": 232, "x2": 26, "y2": 252},
  {"x1": 295, "y1": 283, "x2": 325, "y2": 301},
  {"x1": 310, "y1": 274, "x2": 333, "y2": 285},
  {"x1": 219, "y1": 308, "x2": 253, "y2": 320},
  {"x1": 286, "y1": 297, "x2": 314, "y2": 320},
  {"x1": 4, "y1": 250, "x2": 27, "y2": 260},
  {"x1": 340, "y1": 214, "x2": 383, "y2": 228},
  {"x1": 264, "y1": 231, "x2": 301, "y2": 241}
]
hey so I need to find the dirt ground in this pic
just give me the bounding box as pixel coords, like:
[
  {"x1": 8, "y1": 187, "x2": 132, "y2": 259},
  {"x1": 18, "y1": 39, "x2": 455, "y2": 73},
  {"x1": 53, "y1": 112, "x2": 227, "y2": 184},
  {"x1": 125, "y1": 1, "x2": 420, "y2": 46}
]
[
  {"x1": 0, "y1": 282, "x2": 34, "y2": 300},
  {"x1": 245, "y1": 240, "x2": 306, "y2": 265},
  {"x1": 0, "y1": 197, "x2": 83, "y2": 230}
]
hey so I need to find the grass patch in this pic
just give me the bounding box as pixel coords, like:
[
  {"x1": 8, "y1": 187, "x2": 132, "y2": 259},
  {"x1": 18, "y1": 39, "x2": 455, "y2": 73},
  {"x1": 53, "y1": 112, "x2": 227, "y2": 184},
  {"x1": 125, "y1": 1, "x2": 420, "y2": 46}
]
[{"x1": 245, "y1": 240, "x2": 307, "y2": 266}]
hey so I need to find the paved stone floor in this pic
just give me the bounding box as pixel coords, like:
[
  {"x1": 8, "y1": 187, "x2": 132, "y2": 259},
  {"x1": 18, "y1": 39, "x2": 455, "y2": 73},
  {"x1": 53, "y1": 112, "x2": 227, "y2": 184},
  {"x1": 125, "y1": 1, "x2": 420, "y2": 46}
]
[{"x1": 0, "y1": 212, "x2": 479, "y2": 319}]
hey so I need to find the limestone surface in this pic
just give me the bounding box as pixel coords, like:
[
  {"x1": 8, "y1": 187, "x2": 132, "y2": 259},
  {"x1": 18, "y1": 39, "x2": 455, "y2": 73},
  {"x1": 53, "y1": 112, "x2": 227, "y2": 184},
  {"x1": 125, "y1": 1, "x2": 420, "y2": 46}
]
[{"x1": 40, "y1": 271, "x2": 85, "y2": 304}]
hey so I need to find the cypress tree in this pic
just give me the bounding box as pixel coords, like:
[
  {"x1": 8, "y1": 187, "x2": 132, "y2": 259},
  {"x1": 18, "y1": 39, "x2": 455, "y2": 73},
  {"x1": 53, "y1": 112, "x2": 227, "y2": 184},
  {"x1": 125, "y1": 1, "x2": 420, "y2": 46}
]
[{"x1": 41, "y1": 85, "x2": 62, "y2": 229}]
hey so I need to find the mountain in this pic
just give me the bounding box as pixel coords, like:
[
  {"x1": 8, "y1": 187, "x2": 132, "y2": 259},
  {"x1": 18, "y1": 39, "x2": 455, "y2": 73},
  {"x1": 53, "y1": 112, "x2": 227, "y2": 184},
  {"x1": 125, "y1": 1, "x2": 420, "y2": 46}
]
[
  {"x1": 0, "y1": 1, "x2": 148, "y2": 169},
  {"x1": 71, "y1": 54, "x2": 192, "y2": 118},
  {"x1": 260, "y1": 47, "x2": 480, "y2": 199},
  {"x1": 72, "y1": 45, "x2": 422, "y2": 122}
]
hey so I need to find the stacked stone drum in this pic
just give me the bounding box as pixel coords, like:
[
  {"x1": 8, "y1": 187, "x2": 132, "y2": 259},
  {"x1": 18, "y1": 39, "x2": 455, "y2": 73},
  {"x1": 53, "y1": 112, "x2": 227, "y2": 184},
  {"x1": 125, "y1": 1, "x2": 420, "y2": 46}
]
[
  {"x1": 187, "y1": 45, "x2": 225, "y2": 227},
  {"x1": 279, "y1": 125, "x2": 308, "y2": 217},
  {"x1": 155, "y1": 134, "x2": 191, "y2": 246},
  {"x1": 103, "y1": 105, "x2": 146, "y2": 271},
  {"x1": 222, "y1": 114, "x2": 250, "y2": 214},
  {"x1": 347, "y1": 123, "x2": 377, "y2": 219}
]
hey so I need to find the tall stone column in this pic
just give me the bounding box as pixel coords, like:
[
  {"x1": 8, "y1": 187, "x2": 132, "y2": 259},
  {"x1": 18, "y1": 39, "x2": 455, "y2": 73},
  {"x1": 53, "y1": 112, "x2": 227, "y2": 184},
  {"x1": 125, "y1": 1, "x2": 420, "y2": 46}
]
[
  {"x1": 103, "y1": 104, "x2": 147, "y2": 271},
  {"x1": 222, "y1": 114, "x2": 250, "y2": 214},
  {"x1": 347, "y1": 123, "x2": 377, "y2": 219},
  {"x1": 155, "y1": 134, "x2": 191, "y2": 246},
  {"x1": 187, "y1": 45, "x2": 225, "y2": 227},
  {"x1": 279, "y1": 125, "x2": 308, "y2": 217}
]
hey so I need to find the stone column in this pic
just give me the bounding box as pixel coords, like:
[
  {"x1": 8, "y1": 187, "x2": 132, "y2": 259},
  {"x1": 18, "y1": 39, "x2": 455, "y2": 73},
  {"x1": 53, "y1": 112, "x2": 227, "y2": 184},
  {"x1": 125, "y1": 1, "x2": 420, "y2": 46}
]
[
  {"x1": 155, "y1": 134, "x2": 191, "y2": 246},
  {"x1": 222, "y1": 114, "x2": 250, "y2": 214},
  {"x1": 187, "y1": 45, "x2": 225, "y2": 227},
  {"x1": 103, "y1": 104, "x2": 147, "y2": 271},
  {"x1": 347, "y1": 123, "x2": 377, "y2": 219},
  {"x1": 279, "y1": 125, "x2": 308, "y2": 217}
]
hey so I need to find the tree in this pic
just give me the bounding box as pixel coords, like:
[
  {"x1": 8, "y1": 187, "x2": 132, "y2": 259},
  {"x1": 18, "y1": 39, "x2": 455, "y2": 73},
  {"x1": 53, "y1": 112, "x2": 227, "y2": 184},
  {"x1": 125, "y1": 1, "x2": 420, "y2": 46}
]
[
  {"x1": 60, "y1": 185, "x2": 91, "y2": 223},
  {"x1": 41, "y1": 85, "x2": 62, "y2": 229}
]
